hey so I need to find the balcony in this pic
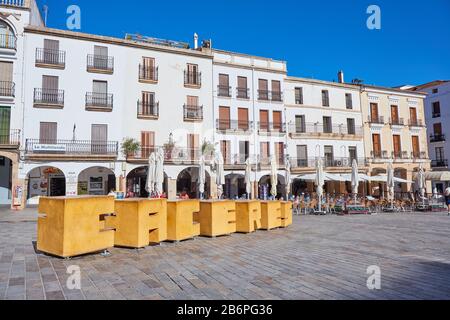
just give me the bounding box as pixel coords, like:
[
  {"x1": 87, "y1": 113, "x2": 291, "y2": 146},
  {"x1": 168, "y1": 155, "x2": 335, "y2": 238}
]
[
  {"x1": 432, "y1": 112, "x2": 441, "y2": 118},
  {"x1": 0, "y1": 129, "x2": 20, "y2": 148},
  {"x1": 0, "y1": 34, "x2": 16, "y2": 51},
  {"x1": 139, "y1": 65, "x2": 158, "y2": 83},
  {"x1": 183, "y1": 105, "x2": 203, "y2": 122},
  {"x1": 258, "y1": 122, "x2": 286, "y2": 134},
  {"x1": 368, "y1": 116, "x2": 385, "y2": 125},
  {"x1": 271, "y1": 91, "x2": 283, "y2": 102},
  {"x1": 371, "y1": 150, "x2": 389, "y2": 160},
  {"x1": 127, "y1": 146, "x2": 205, "y2": 165},
  {"x1": 137, "y1": 101, "x2": 159, "y2": 119},
  {"x1": 33, "y1": 88, "x2": 64, "y2": 108},
  {"x1": 409, "y1": 119, "x2": 425, "y2": 128},
  {"x1": 87, "y1": 55, "x2": 114, "y2": 74},
  {"x1": 259, "y1": 156, "x2": 286, "y2": 167},
  {"x1": 430, "y1": 134, "x2": 446, "y2": 143},
  {"x1": 389, "y1": 118, "x2": 405, "y2": 127},
  {"x1": 0, "y1": 81, "x2": 15, "y2": 98},
  {"x1": 412, "y1": 151, "x2": 428, "y2": 161},
  {"x1": 257, "y1": 90, "x2": 283, "y2": 102},
  {"x1": 85, "y1": 92, "x2": 113, "y2": 112},
  {"x1": 25, "y1": 139, "x2": 119, "y2": 160},
  {"x1": 35, "y1": 48, "x2": 66, "y2": 69},
  {"x1": 217, "y1": 85, "x2": 231, "y2": 98},
  {"x1": 431, "y1": 159, "x2": 448, "y2": 168},
  {"x1": 289, "y1": 123, "x2": 363, "y2": 139},
  {"x1": 216, "y1": 119, "x2": 253, "y2": 134},
  {"x1": 0, "y1": 0, "x2": 29, "y2": 8},
  {"x1": 236, "y1": 87, "x2": 250, "y2": 99},
  {"x1": 392, "y1": 151, "x2": 410, "y2": 160},
  {"x1": 258, "y1": 90, "x2": 269, "y2": 101},
  {"x1": 184, "y1": 71, "x2": 201, "y2": 88},
  {"x1": 289, "y1": 157, "x2": 368, "y2": 170}
]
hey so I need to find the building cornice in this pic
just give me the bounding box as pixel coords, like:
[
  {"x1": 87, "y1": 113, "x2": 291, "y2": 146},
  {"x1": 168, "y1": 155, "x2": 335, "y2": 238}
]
[
  {"x1": 361, "y1": 85, "x2": 427, "y2": 98},
  {"x1": 24, "y1": 26, "x2": 214, "y2": 60},
  {"x1": 285, "y1": 76, "x2": 360, "y2": 90},
  {"x1": 213, "y1": 60, "x2": 287, "y2": 75}
]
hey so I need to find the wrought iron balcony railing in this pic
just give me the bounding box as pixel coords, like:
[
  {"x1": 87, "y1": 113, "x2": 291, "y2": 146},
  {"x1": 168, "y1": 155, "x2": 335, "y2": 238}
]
[
  {"x1": 430, "y1": 134, "x2": 446, "y2": 143},
  {"x1": 217, "y1": 85, "x2": 231, "y2": 97},
  {"x1": 128, "y1": 146, "x2": 209, "y2": 164},
  {"x1": 0, "y1": 81, "x2": 15, "y2": 97},
  {"x1": 257, "y1": 90, "x2": 283, "y2": 102},
  {"x1": 0, "y1": 0, "x2": 28, "y2": 8},
  {"x1": 87, "y1": 54, "x2": 114, "y2": 73},
  {"x1": 409, "y1": 119, "x2": 425, "y2": 127},
  {"x1": 216, "y1": 119, "x2": 253, "y2": 132},
  {"x1": 258, "y1": 122, "x2": 286, "y2": 133},
  {"x1": 431, "y1": 159, "x2": 448, "y2": 168},
  {"x1": 183, "y1": 105, "x2": 203, "y2": 121},
  {"x1": 368, "y1": 116, "x2": 385, "y2": 124},
  {"x1": 371, "y1": 150, "x2": 389, "y2": 159},
  {"x1": 137, "y1": 101, "x2": 159, "y2": 118},
  {"x1": 184, "y1": 71, "x2": 201, "y2": 86},
  {"x1": 0, "y1": 34, "x2": 16, "y2": 50},
  {"x1": 289, "y1": 123, "x2": 363, "y2": 136},
  {"x1": 85, "y1": 92, "x2": 113, "y2": 110},
  {"x1": 389, "y1": 118, "x2": 405, "y2": 126},
  {"x1": 289, "y1": 157, "x2": 368, "y2": 169},
  {"x1": 33, "y1": 88, "x2": 64, "y2": 106},
  {"x1": 25, "y1": 139, "x2": 119, "y2": 156},
  {"x1": 35, "y1": 48, "x2": 66, "y2": 68},
  {"x1": 0, "y1": 129, "x2": 20, "y2": 146},
  {"x1": 236, "y1": 87, "x2": 250, "y2": 99},
  {"x1": 139, "y1": 65, "x2": 158, "y2": 82}
]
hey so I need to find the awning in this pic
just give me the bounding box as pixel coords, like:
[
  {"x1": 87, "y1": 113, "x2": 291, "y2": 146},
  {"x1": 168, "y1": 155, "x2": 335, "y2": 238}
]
[
  {"x1": 413, "y1": 171, "x2": 450, "y2": 182},
  {"x1": 370, "y1": 175, "x2": 414, "y2": 183},
  {"x1": 295, "y1": 173, "x2": 347, "y2": 182}
]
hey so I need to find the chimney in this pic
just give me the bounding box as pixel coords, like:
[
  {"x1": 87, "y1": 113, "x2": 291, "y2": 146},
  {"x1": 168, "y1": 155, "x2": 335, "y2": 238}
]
[
  {"x1": 338, "y1": 70, "x2": 345, "y2": 84},
  {"x1": 194, "y1": 33, "x2": 199, "y2": 50}
]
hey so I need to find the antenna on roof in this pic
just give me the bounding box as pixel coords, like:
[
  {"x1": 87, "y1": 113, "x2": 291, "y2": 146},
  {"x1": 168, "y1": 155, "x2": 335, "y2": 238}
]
[{"x1": 43, "y1": 5, "x2": 49, "y2": 26}]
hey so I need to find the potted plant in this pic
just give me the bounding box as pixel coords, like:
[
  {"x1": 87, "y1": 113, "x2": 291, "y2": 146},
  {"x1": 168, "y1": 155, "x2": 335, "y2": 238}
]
[
  {"x1": 202, "y1": 140, "x2": 216, "y2": 158},
  {"x1": 163, "y1": 134, "x2": 176, "y2": 160},
  {"x1": 121, "y1": 138, "x2": 140, "y2": 159}
]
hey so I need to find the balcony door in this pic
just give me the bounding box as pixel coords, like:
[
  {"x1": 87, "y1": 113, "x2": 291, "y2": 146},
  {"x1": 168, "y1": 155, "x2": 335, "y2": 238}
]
[
  {"x1": 275, "y1": 142, "x2": 284, "y2": 165},
  {"x1": 412, "y1": 136, "x2": 420, "y2": 158},
  {"x1": 259, "y1": 110, "x2": 269, "y2": 131},
  {"x1": 258, "y1": 79, "x2": 268, "y2": 100},
  {"x1": 0, "y1": 107, "x2": 11, "y2": 144},
  {"x1": 372, "y1": 134, "x2": 381, "y2": 157},
  {"x1": 434, "y1": 123, "x2": 442, "y2": 135},
  {"x1": 296, "y1": 145, "x2": 308, "y2": 167},
  {"x1": 218, "y1": 74, "x2": 229, "y2": 96},
  {"x1": 238, "y1": 108, "x2": 249, "y2": 130},
  {"x1": 142, "y1": 57, "x2": 155, "y2": 79},
  {"x1": 324, "y1": 146, "x2": 334, "y2": 166},
  {"x1": 44, "y1": 39, "x2": 60, "y2": 64},
  {"x1": 94, "y1": 45, "x2": 108, "y2": 69},
  {"x1": 323, "y1": 116, "x2": 332, "y2": 133},
  {"x1": 220, "y1": 140, "x2": 231, "y2": 164},
  {"x1": 393, "y1": 135, "x2": 402, "y2": 157},
  {"x1": 349, "y1": 147, "x2": 357, "y2": 163},
  {"x1": 42, "y1": 75, "x2": 59, "y2": 103},
  {"x1": 436, "y1": 147, "x2": 444, "y2": 162},
  {"x1": 370, "y1": 103, "x2": 379, "y2": 121},
  {"x1": 0, "y1": 62, "x2": 13, "y2": 96},
  {"x1": 391, "y1": 105, "x2": 399, "y2": 123},
  {"x1": 141, "y1": 131, "x2": 155, "y2": 159},
  {"x1": 39, "y1": 122, "x2": 57, "y2": 144},
  {"x1": 187, "y1": 134, "x2": 199, "y2": 161},
  {"x1": 410, "y1": 108, "x2": 418, "y2": 124},
  {"x1": 91, "y1": 124, "x2": 107, "y2": 155},
  {"x1": 295, "y1": 115, "x2": 306, "y2": 133},
  {"x1": 219, "y1": 106, "x2": 230, "y2": 130},
  {"x1": 271, "y1": 80, "x2": 281, "y2": 101},
  {"x1": 260, "y1": 142, "x2": 270, "y2": 164},
  {"x1": 93, "y1": 80, "x2": 108, "y2": 105},
  {"x1": 142, "y1": 91, "x2": 155, "y2": 115},
  {"x1": 239, "y1": 141, "x2": 250, "y2": 164},
  {"x1": 237, "y1": 76, "x2": 248, "y2": 98},
  {"x1": 273, "y1": 111, "x2": 282, "y2": 132}
]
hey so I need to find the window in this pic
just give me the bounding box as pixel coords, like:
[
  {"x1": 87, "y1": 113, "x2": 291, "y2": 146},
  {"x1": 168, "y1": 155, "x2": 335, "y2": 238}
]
[
  {"x1": 219, "y1": 106, "x2": 231, "y2": 130},
  {"x1": 140, "y1": 57, "x2": 156, "y2": 81},
  {"x1": 432, "y1": 102, "x2": 441, "y2": 118},
  {"x1": 372, "y1": 134, "x2": 381, "y2": 157},
  {"x1": 412, "y1": 136, "x2": 420, "y2": 158},
  {"x1": 434, "y1": 123, "x2": 442, "y2": 135},
  {"x1": 349, "y1": 147, "x2": 357, "y2": 162},
  {"x1": 260, "y1": 142, "x2": 270, "y2": 161},
  {"x1": 221, "y1": 140, "x2": 231, "y2": 164},
  {"x1": 393, "y1": 135, "x2": 402, "y2": 157},
  {"x1": 273, "y1": 111, "x2": 282, "y2": 132},
  {"x1": 275, "y1": 142, "x2": 285, "y2": 164},
  {"x1": 258, "y1": 79, "x2": 269, "y2": 100},
  {"x1": 259, "y1": 110, "x2": 269, "y2": 131},
  {"x1": 91, "y1": 124, "x2": 108, "y2": 154},
  {"x1": 187, "y1": 95, "x2": 198, "y2": 107},
  {"x1": 432, "y1": 88, "x2": 438, "y2": 94},
  {"x1": 322, "y1": 90, "x2": 330, "y2": 107},
  {"x1": 187, "y1": 134, "x2": 199, "y2": 160},
  {"x1": 347, "y1": 118, "x2": 355, "y2": 135},
  {"x1": 0, "y1": 106, "x2": 11, "y2": 144},
  {"x1": 410, "y1": 107, "x2": 418, "y2": 125},
  {"x1": 140, "y1": 92, "x2": 156, "y2": 116},
  {"x1": 345, "y1": 93, "x2": 353, "y2": 109},
  {"x1": 295, "y1": 115, "x2": 306, "y2": 133},
  {"x1": 324, "y1": 146, "x2": 334, "y2": 165},
  {"x1": 295, "y1": 87, "x2": 303, "y2": 105},
  {"x1": 186, "y1": 64, "x2": 200, "y2": 86},
  {"x1": 237, "y1": 77, "x2": 248, "y2": 98},
  {"x1": 391, "y1": 105, "x2": 399, "y2": 124},
  {"x1": 436, "y1": 147, "x2": 444, "y2": 161},
  {"x1": 40, "y1": 75, "x2": 61, "y2": 104},
  {"x1": 238, "y1": 108, "x2": 249, "y2": 130},
  {"x1": 141, "y1": 131, "x2": 155, "y2": 158},
  {"x1": 0, "y1": 61, "x2": 13, "y2": 97},
  {"x1": 218, "y1": 74, "x2": 230, "y2": 97},
  {"x1": 271, "y1": 80, "x2": 282, "y2": 101},
  {"x1": 239, "y1": 141, "x2": 250, "y2": 163},
  {"x1": 39, "y1": 122, "x2": 57, "y2": 144},
  {"x1": 370, "y1": 103, "x2": 379, "y2": 122},
  {"x1": 0, "y1": 20, "x2": 16, "y2": 49},
  {"x1": 43, "y1": 39, "x2": 60, "y2": 65},
  {"x1": 296, "y1": 145, "x2": 308, "y2": 167},
  {"x1": 323, "y1": 116, "x2": 332, "y2": 133},
  {"x1": 93, "y1": 45, "x2": 109, "y2": 69}
]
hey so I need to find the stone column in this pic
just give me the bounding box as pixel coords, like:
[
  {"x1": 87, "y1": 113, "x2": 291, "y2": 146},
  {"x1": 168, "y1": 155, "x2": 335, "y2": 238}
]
[{"x1": 167, "y1": 179, "x2": 177, "y2": 201}]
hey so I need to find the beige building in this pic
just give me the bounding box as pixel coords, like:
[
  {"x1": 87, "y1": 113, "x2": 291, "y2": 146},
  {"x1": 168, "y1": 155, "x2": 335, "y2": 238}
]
[{"x1": 360, "y1": 85, "x2": 431, "y2": 196}]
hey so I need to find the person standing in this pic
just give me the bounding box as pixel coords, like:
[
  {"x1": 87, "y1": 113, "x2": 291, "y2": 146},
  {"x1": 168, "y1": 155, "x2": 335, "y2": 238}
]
[{"x1": 445, "y1": 186, "x2": 450, "y2": 216}]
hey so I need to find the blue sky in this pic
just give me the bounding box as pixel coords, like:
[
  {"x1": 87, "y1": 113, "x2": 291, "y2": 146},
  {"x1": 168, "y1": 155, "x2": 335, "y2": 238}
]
[{"x1": 38, "y1": 0, "x2": 450, "y2": 87}]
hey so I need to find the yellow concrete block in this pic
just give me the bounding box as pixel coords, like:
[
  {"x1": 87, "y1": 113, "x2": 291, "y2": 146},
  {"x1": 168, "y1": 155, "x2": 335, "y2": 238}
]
[
  {"x1": 197, "y1": 201, "x2": 236, "y2": 237},
  {"x1": 37, "y1": 196, "x2": 115, "y2": 258},
  {"x1": 235, "y1": 201, "x2": 262, "y2": 233},
  {"x1": 105, "y1": 199, "x2": 167, "y2": 248},
  {"x1": 260, "y1": 201, "x2": 282, "y2": 230},
  {"x1": 167, "y1": 200, "x2": 200, "y2": 241},
  {"x1": 280, "y1": 201, "x2": 293, "y2": 228}
]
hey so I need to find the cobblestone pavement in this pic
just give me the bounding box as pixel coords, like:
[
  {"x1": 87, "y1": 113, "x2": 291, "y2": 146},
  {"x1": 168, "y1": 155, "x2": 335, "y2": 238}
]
[{"x1": 0, "y1": 209, "x2": 449, "y2": 300}]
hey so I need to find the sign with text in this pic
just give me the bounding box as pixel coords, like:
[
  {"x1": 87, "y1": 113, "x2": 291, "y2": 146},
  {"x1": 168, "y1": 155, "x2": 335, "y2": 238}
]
[{"x1": 33, "y1": 144, "x2": 67, "y2": 153}]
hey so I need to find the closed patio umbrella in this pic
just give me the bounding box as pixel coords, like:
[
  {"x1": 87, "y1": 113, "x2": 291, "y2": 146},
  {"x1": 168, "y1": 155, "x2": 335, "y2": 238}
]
[
  {"x1": 154, "y1": 148, "x2": 165, "y2": 196},
  {"x1": 215, "y1": 151, "x2": 225, "y2": 199},
  {"x1": 199, "y1": 155, "x2": 206, "y2": 199},
  {"x1": 351, "y1": 159, "x2": 360, "y2": 204},
  {"x1": 270, "y1": 154, "x2": 278, "y2": 199},
  {"x1": 146, "y1": 152, "x2": 156, "y2": 197},
  {"x1": 245, "y1": 158, "x2": 252, "y2": 199},
  {"x1": 285, "y1": 158, "x2": 291, "y2": 199},
  {"x1": 417, "y1": 163, "x2": 426, "y2": 204},
  {"x1": 315, "y1": 158, "x2": 325, "y2": 212},
  {"x1": 387, "y1": 162, "x2": 395, "y2": 206}
]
